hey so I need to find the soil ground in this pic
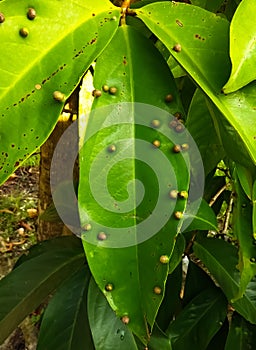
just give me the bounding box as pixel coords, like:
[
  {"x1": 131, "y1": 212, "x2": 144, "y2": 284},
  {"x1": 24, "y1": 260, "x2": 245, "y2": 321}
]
[{"x1": 0, "y1": 166, "x2": 39, "y2": 349}]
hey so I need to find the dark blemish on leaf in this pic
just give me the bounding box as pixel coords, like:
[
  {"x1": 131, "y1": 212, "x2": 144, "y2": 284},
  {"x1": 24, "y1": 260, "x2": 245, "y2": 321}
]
[
  {"x1": 165, "y1": 94, "x2": 173, "y2": 103},
  {"x1": 23, "y1": 134, "x2": 26, "y2": 137},
  {"x1": 173, "y1": 144, "x2": 181, "y2": 153},
  {"x1": 176, "y1": 19, "x2": 183, "y2": 27},
  {"x1": 19, "y1": 27, "x2": 29, "y2": 37},
  {"x1": 27, "y1": 8, "x2": 36, "y2": 20},
  {"x1": 92, "y1": 89, "x2": 102, "y2": 98},
  {"x1": 173, "y1": 43, "x2": 182, "y2": 52},
  {"x1": 151, "y1": 119, "x2": 161, "y2": 128},
  {"x1": 109, "y1": 87, "x2": 117, "y2": 95},
  {"x1": 174, "y1": 112, "x2": 182, "y2": 119},
  {"x1": 181, "y1": 143, "x2": 189, "y2": 151},
  {"x1": 90, "y1": 38, "x2": 97, "y2": 44},
  {"x1": 174, "y1": 211, "x2": 183, "y2": 220},
  {"x1": 53, "y1": 91, "x2": 65, "y2": 102},
  {"x1": 105, "y1": 283, "x2": 114, "y2": 291},
  {"x1": 92, "y1": 13, "x2": 95, "y2": 16},
  {"x1": 195, "y1": 34, "x2": 205, "y2": 41},
  {"x1": 13, "y1": 103, "x2": 17, "y2": 106},
  {"x1": 0, "y1": 12, "x2": 5, "y2": 23},
  {"x1": 152, "y1": 140, "x2": 160, "y2": 148},
  {"x1": 97, "y1": 232, "x2": 107, "y2": 240},
  {"x1": 36, "y1": 136, "x2": 39, "y2": 139}
]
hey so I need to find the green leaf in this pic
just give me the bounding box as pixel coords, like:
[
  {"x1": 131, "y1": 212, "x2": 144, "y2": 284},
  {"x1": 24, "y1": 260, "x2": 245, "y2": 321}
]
[
  {"x1": 236, "y1": 164, "x2": 255, "y2": 200},
  {"x1": 225, "y1": 312, "x2": 256, "y2": 350},
  {"x1": 253, "y1": 180, "x2": 256, "y2": 240},
  {"x1": 205, "y1": 94, "x2": 254, "y2": 169},
  {"x1": 37, "y1": 267, "x2": 93, "y2": 350},
  {"x1": 156, "y1": 264, "x2": 182, "y2": 331},
  {"x1": 186, "y1": 89, "x2": 225, "y2": 175},
  {"x1": 0, "y1": 0, "x2": 120, "y2": 185},
  {"x1": 183, "y1": 260, "x2": 216, "y2": 307},
  {"x1": 206, "y1": 318, "x2": 229, "y2": 350},
  {"x1": 191, "y1": 0, "x2": 224, "y2": 12},
  {"x1": 223, "y1": 0, "x2": 256, "y2": 93},
  {"x1": 88, "y1": 278, "x2": 138, "y2": 350},
  {"x1": 166, "y1": 287, "x2": 227, "y2": 350},
  {"x1": 79, "y1": 25, "x2": 190, "y2": 344},
  {"x1": 168, "y1": 235, "x2": 185, "y2": 275},
  {"x1": 233, "y1": 170, "x2": 256, "y2": 299},
  {"x1": 193, "y1": 236, "x2": 256, "y2": 324},
  {"x1": 182, "y1": 198, "x2": 218, "y2": 232},
  {"x1": 148, "y1": 325, "x2": 172, "y2": 350},
  {"x1": 137, "y1": 2, "x2": 256, "y2": 165},
  {"x1": 0, "y1": 236, "x2": 85, "y2": 344}
]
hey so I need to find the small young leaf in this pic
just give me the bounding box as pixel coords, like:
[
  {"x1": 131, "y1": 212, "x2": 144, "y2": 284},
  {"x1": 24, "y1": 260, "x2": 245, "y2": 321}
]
[
  {"x1": 223, "y1": 0, "x2": 256, "y2": 93},
  {"x1": 186, "y1": 89, "x2": 224, "y2": 175},
  {"x1": 182, "y1": 198, "x2": 218, "y2": 232}
]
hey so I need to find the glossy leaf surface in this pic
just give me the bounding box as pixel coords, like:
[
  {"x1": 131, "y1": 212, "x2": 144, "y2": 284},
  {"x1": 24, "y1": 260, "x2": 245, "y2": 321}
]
[
  {"x1": 186, "y1": 89, "x2": 224, "y2": 175},
  {"x1": 233, "y1": 170, "x2": 256, "y2": 299},
  {"x1": 193, "y1": 236, "x2": 256, "y2": 324},
  {"x1": 37, "y1": 267, "x2": 93, "y2": 350},
  {"x1": 137, "y1": 3, "x2": 256, "y2": 165},
  {"x1": 0, "y1": 236, "x2": 85, "y2": 344},
  {"x1": 190, "y1": 0, "x2": 223, "y2": 12},
  {"x1": 223, "y1": 0, "x2": 256, "y2": 93},
  {"x1": 182, "y1": 198, "x2": 217, "y2": 232},
  {"x1": 224, "y1": 312, "x2": 256, "y2": 350},
  {"x1": 79, "y1": 25, "x2": 190, "y2": 344},
  {"x1": 166, "y1": 287, "x2": 227, "y2": 350},
  {"x1": 88, "y1": 278, "x2": 138, "y2": 350},
  {"x1": 0, "y1": 0, "x2": 120, "y2": 185}
]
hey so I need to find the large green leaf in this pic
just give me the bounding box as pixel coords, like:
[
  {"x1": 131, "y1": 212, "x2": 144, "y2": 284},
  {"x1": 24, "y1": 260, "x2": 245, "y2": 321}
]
[
  {"x1": 193, "y1": 236, "x2": 256, "y2": 324},
  {"x1": 37, "y1": 267, "x2": 93, "y2": 350},
  {"x1": 0, "y1": 236, "x2": 85, "y2": 344},
  {"x1": 223, "y1": 0, "x2": 256, "y2": 93},
  {"x1": 186, "y1": 89, "x2": 224, "y2": 175},
  {"x1": 88, "y1": 278, "x2": 138, "y2": 350},
  {"x1": 224, "y1": 312, "x2": 256, "y2": 350},
  {"x1": 137, "y1": 3, "x2": 256, "y2": 165},
  {"x1": 233, "y1": 169, "x2": 256, "y2": 299},
  {"x1": 79, "y1": 25, "x2": 191, "y2": 344},
  {"x1": 0, "y1": 0, "x2": 120, "y2": 185},
  {"x1": 166, "y1": 287, "x2": 227, "y2": 350}
]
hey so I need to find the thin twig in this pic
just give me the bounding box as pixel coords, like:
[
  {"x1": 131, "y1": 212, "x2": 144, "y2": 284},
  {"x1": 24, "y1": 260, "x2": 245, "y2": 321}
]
[
  {"x1": 222, "y1": 194, "x2": 234, "y2": 235},
  {"x1": 209, "y1": 184, "x2": 228, "y2": 207}
]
